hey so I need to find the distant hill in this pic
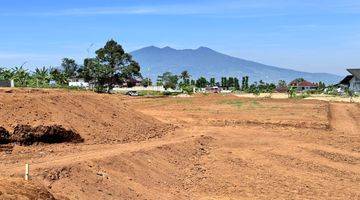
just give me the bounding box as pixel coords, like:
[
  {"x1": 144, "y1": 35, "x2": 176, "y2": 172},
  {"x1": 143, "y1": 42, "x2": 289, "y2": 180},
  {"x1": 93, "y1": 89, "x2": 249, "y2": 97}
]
[{"x1": 131, "y1": 46, "x2": 341, "y2": 84}]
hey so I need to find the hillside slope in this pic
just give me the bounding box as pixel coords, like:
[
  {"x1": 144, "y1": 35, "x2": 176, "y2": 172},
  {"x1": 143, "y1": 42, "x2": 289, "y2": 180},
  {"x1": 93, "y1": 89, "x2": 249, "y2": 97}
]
[{"x1": 131, "y1": 46, "x2": 341, "y2": 84}]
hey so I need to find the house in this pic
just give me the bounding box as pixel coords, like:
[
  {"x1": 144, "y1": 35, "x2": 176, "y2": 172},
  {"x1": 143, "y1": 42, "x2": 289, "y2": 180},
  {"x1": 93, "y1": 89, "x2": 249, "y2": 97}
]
[
  {"x1": 121, "y1": 77, "x2": 143, "y2": 87},
  {"x1": 289, "y1": 79, "x2": 318, "y2": 91},
  {"x1": 339, "y1": 69, "x2": 360, "y2": 93},
  {"x1": 205, "y1": 86, "x2": 221, "y2": 93},
  {"x1": 68, "y1": 78, "x2": 89, "y2": 88}
]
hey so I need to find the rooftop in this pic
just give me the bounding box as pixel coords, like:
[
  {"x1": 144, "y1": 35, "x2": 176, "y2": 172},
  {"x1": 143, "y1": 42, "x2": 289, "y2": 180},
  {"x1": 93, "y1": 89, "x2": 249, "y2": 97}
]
[
  {"x1": 347, "y1": 69, "x2": 360, "y2": 79},
  {"x1": 289, "y1": 80, "x2": 317, "y2": 87}
]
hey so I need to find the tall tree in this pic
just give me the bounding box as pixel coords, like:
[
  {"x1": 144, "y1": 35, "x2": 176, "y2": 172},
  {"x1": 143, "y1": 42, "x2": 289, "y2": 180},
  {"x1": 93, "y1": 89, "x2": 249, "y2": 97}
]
[
  {"x1": 85, "y1": 60, "x2": 115, "y2": 92},
  {"x1": 234, "y1": 78, "x2": 240, "y2": 90},
  {"x1": 50, "y1": 68, "x2": 68, "y2": 85},
  {"x1": 221, "y1": 77, "x2": 228, "y2": 89},
  {"x1": 294, "y1": 78, "x2": 305, "y2": 83},
  {"x1": 61, "y1": 58, "x2": 78, "y2": 78},
  {"x1": 142, "y1": 78, "x2": 152, "y2": 87},
  {"x1": 210, "y1": 78, "x2": 216, "y2": 87},
  {"x1": 228, "y1": 77, "x2": 235, "y2": 88},
  {"x1": 278, "y1": 80, "x2": 287, "y2": 88},
  {"x1": 196, "y1": 77, "x2": 208, "y2": 88},
  {"x1": 318, "y1": 81, "x2": 326, "y2": 90},
  {"x1": 160, "y1": 72, "x2": 178, "y2": 90},
  {"x1": 242, "y1": 76, "x2": 249, "y2": 91},
  {"x1": 180, "y1": 70, "x2": 191, "y2": 85},
  {"x1": 83, "y1": 39, "x2": 142, "y2": 92}
]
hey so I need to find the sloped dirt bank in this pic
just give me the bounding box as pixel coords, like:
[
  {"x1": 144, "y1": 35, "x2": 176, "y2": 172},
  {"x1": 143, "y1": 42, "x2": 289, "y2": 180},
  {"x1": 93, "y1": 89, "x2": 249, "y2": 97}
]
[
  {"x1": 0, "y1": 89, "x2": 175, "y2": 144},
  {"x1": 0, "y1": 178, "x2": 56, "y2": 200}
]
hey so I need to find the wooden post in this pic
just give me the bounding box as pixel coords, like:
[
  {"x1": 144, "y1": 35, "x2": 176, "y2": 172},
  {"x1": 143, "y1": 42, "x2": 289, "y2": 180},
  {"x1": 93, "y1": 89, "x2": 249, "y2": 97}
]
[{"x1": 25, "y1": 163, "x2": 30, "y2": 181}]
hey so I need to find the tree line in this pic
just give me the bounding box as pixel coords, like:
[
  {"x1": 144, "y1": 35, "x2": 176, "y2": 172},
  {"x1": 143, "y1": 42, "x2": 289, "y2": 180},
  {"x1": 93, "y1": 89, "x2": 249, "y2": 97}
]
[
  {"x1": 155, "y1": 71, "x2": 281, "y2": 94},
  {"x1": 1, "y1": 39, "x2": 327, "y2": 94},
  {"x1": 0, "y1": 40, "x2": 142, "y2": 93}
]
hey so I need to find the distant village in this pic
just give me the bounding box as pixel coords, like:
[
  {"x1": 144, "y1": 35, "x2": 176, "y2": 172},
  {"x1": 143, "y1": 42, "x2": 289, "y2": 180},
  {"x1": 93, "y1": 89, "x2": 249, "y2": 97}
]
[
  {"x1": 0, "y1": 40, "x2": 359, "y2": 98},
  {"x1": 1, "y1": 66, "x2": 359, "y2": 97}
]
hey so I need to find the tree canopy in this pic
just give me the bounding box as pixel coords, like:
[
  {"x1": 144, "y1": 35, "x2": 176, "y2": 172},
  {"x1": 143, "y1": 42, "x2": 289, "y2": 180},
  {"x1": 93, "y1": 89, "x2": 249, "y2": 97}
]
[{"x1": 83, "y1": 39, "x2": 142, "y2": 92}]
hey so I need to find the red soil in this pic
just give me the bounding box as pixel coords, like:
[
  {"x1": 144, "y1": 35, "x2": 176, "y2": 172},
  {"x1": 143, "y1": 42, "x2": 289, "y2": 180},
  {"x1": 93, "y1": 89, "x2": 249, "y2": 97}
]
[{"x1": 0, "y1": 90, "x2": 359, "y2": 199}]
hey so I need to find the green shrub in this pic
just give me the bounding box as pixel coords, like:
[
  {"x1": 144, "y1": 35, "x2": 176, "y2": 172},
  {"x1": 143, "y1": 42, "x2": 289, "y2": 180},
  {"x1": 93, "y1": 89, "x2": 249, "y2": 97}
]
[{"x1": 181, "y1": 85, "x2": 195, "y2": 95}]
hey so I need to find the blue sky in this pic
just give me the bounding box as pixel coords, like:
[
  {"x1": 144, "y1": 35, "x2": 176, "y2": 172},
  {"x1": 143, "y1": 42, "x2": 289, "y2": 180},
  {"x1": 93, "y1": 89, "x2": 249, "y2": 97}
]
[{"x1": 0, "y1": 0, "x2": 359, "y2": 75}]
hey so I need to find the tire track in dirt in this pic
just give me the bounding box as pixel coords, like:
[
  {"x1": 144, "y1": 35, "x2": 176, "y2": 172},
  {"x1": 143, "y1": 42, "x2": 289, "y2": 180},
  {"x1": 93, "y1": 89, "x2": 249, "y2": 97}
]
[
  {"x1": 329, "y1": 103, "x2": 360, "y2": 134},
  {"x1": 0, "y1": 130, "x2": 204, "y2": 176}
]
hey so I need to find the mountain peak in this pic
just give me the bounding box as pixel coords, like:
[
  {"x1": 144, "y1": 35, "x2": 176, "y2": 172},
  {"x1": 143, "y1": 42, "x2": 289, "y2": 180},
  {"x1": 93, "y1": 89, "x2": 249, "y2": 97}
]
[
  {"x1": 197, "y1": 46, "x2": 212, "y2": 50},
  {"x1": 140, "y1": 46, "x2": 161, "y2": 51},
  {"x1": 162, "y1": 46, "x2": 175, "y2": 50},
  {"x1": 136, "y1": 46, "x2": 216, "y2": 53},
  {"x1": 131, "y1": 45, "x2": 341, "y2": 84},
  {"x1": 195, "y1": 46, "x2": 218, "y2": 54}
]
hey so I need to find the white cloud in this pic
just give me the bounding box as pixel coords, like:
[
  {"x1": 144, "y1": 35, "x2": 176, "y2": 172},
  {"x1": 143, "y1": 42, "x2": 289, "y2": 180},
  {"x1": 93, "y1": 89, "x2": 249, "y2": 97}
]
[
  {"x1": 0, "y1": 53, "x2": 59, "y2": 59},
  {"x1": 0, "y1": 1, "x2": 287, "y2": 17},
  {"x1": 1, "y1": 1, "x2": 359, "y2": 17}
]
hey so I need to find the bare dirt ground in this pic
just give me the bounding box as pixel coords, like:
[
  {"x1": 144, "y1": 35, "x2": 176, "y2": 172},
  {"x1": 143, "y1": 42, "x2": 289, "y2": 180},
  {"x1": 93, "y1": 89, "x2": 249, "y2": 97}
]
[
  {"x1": 235, "y1": 93, "x2": 360, "y2": 103},
  {"x1": 0, "y1": 89, "x2": 359, "y2": 200}
]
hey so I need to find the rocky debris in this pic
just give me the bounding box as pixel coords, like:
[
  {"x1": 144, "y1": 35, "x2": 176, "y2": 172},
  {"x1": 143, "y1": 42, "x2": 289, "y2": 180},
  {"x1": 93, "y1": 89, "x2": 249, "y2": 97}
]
[
  {"x1": 0, "y1": 144, "x2": 13, "y2": 154},
  {"x1": 43, "y1": 166, "x2": 72, "y2": 182}
]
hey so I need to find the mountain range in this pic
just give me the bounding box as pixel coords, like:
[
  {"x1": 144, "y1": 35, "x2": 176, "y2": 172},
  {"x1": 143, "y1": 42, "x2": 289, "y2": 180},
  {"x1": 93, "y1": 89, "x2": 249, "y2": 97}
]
[{"x1": 131, "y1": 46, "x2": 341, "y2": 84}]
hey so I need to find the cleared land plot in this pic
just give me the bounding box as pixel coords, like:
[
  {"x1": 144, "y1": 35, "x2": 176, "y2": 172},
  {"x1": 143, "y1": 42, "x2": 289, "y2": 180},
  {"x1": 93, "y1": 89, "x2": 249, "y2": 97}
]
[
  {"x1": 0, "y1": 90, "x2": 359, "y2": 200},
  {"x1": 130, "y1": 94, "x2": 330, "y2": 130}
]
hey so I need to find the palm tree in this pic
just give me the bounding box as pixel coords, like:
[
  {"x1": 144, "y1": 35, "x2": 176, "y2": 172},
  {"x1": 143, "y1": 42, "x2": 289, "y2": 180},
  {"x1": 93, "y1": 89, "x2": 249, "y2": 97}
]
[
  {"x1": 12, "y1": 66, "x2": 30, "y2": 87},
  {"x1": 50, "y1": 68, "x2": 68, "y2": 85},
  {"x1": 180, "y1": 70, "x2": 191, "y2": 85},
  {"x1": 0, "y1": 68, "x2": 14, "y2": 80},
  {"x1": 34, "y1": 67, "x2": 50, "y2": 86}
]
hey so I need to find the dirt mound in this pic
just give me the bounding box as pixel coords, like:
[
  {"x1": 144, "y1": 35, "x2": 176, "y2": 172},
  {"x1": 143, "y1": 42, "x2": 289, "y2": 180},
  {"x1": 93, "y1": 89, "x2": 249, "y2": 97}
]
[
  {"x1": 0, "y1": 127, "x2": 10, "y2": 144},
  {"x1": 0, "y1": 178, "x2": 56, "y2": 200},
  {"x1": 0, "y1": 90, "x2": 174, "y2": 144},
  {"x1": 33, "y1": 135, "x2": 216, "y2": 199},
  {"x1": 10, "y1": 125, "x2": 84, "y2": 146}
]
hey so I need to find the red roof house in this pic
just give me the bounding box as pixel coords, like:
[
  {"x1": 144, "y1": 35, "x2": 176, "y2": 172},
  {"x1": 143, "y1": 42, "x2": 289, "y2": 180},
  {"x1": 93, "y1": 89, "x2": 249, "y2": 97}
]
[{"x1": 289, "y1": 79, "x2": 318, "y2": 91}]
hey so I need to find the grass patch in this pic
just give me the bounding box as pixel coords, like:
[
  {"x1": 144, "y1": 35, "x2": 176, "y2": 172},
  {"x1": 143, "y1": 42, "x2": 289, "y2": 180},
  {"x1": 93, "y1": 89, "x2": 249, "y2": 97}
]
[
  {"x1": 251, "y1": 100, "x2": 261, "y2": 107},
  {"x1": 219, "y1": 99, "x2": 244, "y2": 108},
  {"x1": 138, "y1": 90, "x2": 164, "y2": 96},
  {"x1": 186, "y1": 107, "x2": 203, "y2": 112},
  {"x1": 175, "y1": 98, "x2": 193, "y2": 104}
]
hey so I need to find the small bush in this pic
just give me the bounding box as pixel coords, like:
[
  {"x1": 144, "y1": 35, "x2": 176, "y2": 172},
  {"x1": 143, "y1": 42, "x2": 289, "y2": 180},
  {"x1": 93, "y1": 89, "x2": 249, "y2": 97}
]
[
  {"x1": 138, "y1": 91, "x2": 164, "y2": 96},
  {"x1": 181, "y1": 85, "x2": 195, "y2": 95}
]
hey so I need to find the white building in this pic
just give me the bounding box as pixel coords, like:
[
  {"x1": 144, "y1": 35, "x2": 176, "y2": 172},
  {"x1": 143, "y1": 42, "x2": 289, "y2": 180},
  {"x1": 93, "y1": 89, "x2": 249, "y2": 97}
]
[
  {"x1": 339, "y1": 69, "x2": 360, "y2": 93},
  {"x1": 112, "y1": 85, "x2": 181, "y2": 93},
  {"x1": 68, "y1": 78, "x2": 89, "y2": 88}
]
